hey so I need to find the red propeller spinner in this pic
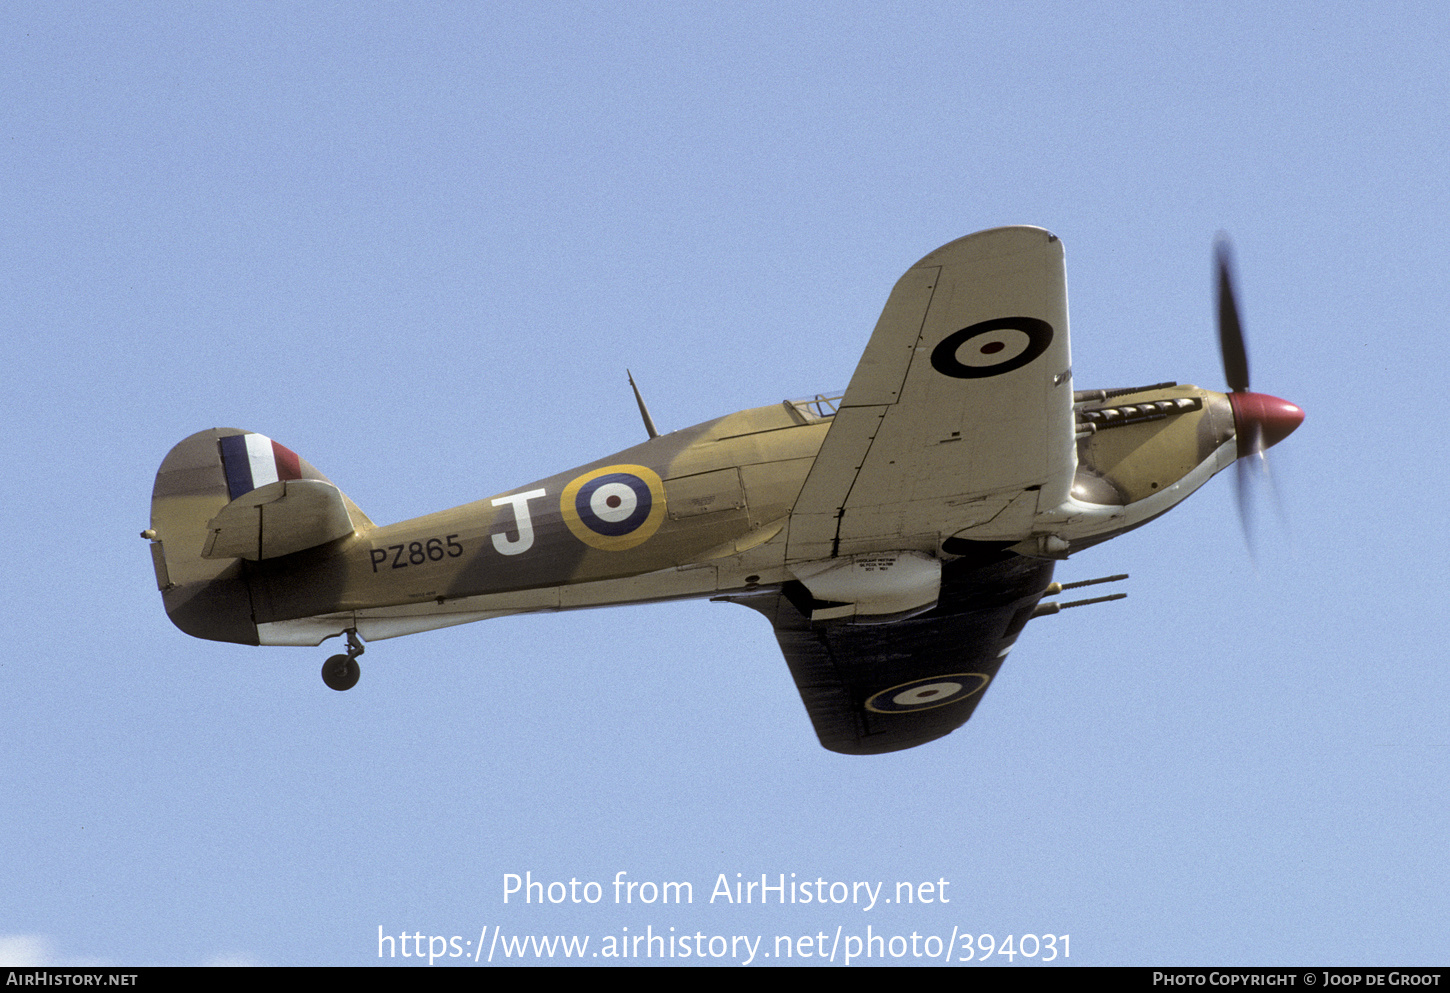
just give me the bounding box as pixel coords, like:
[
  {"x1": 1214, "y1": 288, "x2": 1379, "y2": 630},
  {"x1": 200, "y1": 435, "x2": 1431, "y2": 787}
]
[{"x1": 1228, "y1": 390, "x2": 1304, "y2": 457}]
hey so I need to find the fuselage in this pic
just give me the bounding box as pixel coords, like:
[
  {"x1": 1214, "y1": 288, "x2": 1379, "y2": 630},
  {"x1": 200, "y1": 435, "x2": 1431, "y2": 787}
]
[
  {"x1": 245, "y1": 398, "x2": 830, "y2": 645},
  {"x1": 231, "y1": 382, "x2": 1246, "y2": 646}
]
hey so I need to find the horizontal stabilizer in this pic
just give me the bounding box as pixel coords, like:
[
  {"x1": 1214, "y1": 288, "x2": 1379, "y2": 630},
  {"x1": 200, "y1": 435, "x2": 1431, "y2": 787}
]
[{"x1": 202, "y1": 478, "x2": 356, "y2": 560}]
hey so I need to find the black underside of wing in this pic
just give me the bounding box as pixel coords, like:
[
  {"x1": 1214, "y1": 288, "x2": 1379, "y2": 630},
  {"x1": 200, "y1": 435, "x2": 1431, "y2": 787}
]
[{"x1": 725, "y1": 549, "x2": 1056, "y2": 755}]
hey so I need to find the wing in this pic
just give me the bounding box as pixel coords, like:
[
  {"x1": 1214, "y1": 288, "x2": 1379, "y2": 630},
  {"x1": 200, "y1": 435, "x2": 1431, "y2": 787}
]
[
  {"x1": 725, "y1": 551, "x2": 1056, "y2": 754},
  {"x1": 787, "y1": 226, "x2": 1075, "y2": 561}
]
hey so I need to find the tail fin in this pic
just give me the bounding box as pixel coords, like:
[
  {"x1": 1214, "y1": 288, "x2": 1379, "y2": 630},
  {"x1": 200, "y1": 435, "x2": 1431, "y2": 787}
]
[{"x1": 147, "y1": 429, "x2": 372, "y2": 645}]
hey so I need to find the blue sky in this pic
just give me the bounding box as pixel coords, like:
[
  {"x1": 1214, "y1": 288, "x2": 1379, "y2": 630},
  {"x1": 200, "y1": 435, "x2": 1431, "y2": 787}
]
[{"x1": 3, "y1": 2, "x2": 1447, "y2": 966}]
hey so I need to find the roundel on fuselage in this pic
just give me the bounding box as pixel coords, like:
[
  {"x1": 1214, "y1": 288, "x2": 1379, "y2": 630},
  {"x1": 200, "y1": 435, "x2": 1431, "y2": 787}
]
[
  {"x1": 930, "y1": 317, "x2": 1054, "y2": 379},
  {"x1": 560, "y1": 465, "x2": 667, "y2": 551}
]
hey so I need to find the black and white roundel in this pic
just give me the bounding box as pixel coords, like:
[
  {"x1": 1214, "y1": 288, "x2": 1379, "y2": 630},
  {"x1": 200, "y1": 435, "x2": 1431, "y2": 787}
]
[
  {"x1": 930, "y1": 317, "x2": 1054, "y2": 379},
  {"x1": 864, "y1": 673, "x2": 991, "y2": 714},
  {"x1": 560, "y1": 464, "x2": 668, "y2": 551}
]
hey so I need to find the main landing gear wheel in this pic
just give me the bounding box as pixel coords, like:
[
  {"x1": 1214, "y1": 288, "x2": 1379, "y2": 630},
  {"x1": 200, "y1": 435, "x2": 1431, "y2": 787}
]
[{"x1": 321, "y1": 629, "x2": 364, "y2": 691}]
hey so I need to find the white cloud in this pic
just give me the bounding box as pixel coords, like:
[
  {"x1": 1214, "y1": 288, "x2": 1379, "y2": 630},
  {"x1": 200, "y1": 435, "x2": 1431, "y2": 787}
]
[
  {"x1": 0, "y1": 935, "x2": 262, "y2": 967},
  {"x1": 0, "y1": 935, "x2": 56, "y2": 966}
]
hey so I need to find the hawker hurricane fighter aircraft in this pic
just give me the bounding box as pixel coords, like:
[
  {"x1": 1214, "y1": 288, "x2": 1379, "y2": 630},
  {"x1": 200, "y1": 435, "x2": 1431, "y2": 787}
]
[{"x1": 145, "y1": 227, "x2": 1302, "y2": 754}]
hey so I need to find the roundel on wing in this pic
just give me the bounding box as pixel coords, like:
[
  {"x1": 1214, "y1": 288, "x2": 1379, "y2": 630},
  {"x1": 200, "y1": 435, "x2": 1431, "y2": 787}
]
[
  {"x1": 560, "y1": 465, "x2": 667, "y2": 551},
  {"x1": 864, "y1": 673, "x2": 991, "y2": 714},
  {"x1": 930, "y1": 317, "x2": 1054, "y2": 379}
]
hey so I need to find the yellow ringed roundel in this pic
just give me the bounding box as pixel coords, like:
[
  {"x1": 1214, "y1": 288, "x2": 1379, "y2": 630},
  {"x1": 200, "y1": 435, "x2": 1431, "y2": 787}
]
[{"x1": 560, "y1": 464, "x2": 667, "y2": 551}]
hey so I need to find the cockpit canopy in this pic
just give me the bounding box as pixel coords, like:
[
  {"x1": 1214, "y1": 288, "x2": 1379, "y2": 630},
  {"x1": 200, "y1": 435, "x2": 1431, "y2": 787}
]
[{"x1": 785, "y1": 392, "x2": 843, "y2": 423}]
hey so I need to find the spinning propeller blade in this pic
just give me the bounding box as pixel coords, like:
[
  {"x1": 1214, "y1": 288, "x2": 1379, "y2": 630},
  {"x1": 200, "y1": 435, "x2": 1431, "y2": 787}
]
[
  {"x1": 1213, "y1": 234, "x2": 1304, "y2": 554},
  {"x1": 1216, "y1": 237, "x2": 1250, "y2": 393}
]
